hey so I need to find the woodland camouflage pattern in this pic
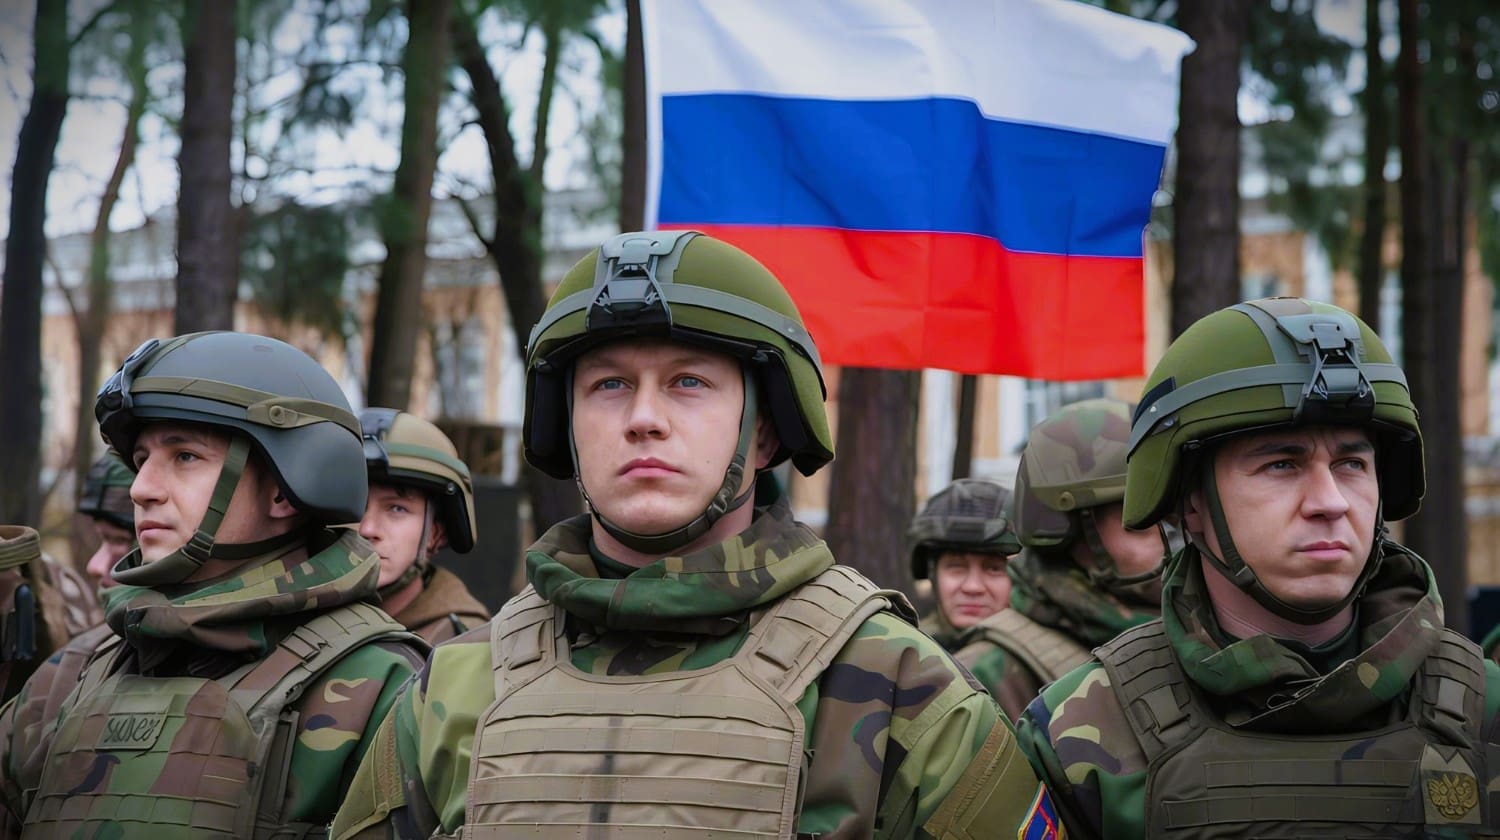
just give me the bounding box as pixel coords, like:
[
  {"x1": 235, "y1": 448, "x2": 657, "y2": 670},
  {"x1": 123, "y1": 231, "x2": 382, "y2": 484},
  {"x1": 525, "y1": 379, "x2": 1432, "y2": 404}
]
[
  {"x1": 333, "y1": 501, "x2": 1053, "y2": 839},
  {"x1": 956, "y1": 547, "x2": 1159, "y2": 721},
  {"x1": 0, "y1": 527, "x2": 89, "y2": 704},
  {"x1": 0, "y1": 528, "x2": 421, "y2": 834},
  {"x1": 40, "y1": 553, "x2": 102, "y2": 638},
  {"x1": 1016, "y1": 543, "x2": 1500, "y2": 840},
  {"x1": 389, "y1": 565, "x2": 490, "y2": 645}
]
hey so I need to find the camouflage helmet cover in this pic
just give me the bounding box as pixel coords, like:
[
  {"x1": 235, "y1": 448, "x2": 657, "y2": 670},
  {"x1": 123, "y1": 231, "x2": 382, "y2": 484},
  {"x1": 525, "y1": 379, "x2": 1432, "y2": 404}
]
[
  {"x1": 908, "y1": 478, "x2": 1021, "y2": 580},
  {"x1": 524, "y1": 230, "x2": 832, "y2": 479},
  {"x1": 361, "y1": 408, "x2": 477, "y2": 553},
  {"x1": 77, "y1": 452, "x2": 135, "y2": 530},
  {"x1": 95, "y1": 332, "x2": 367, "y2": 524},
  {"x1": 1125, "y1": 297, "x2": 1422, "y2": 529},
  {"x1": 1013, "y1": 398, "x2": 1134, "y2": 549}
]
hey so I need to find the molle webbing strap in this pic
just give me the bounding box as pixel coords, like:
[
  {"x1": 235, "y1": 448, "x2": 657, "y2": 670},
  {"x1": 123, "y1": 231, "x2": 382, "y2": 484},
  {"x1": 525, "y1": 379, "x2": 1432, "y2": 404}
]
[
  {"x1": 1095, "y1": 620, "x2": 1196, "y2": 763},
  {"x1": 741, "y1": 565, "x2": 912, "y2": 703},
  {"x1": 489, "y1": 586, "x2": 562, "y2": 699},
  {"x1": 974, "y1": 609, "x2": 1092, "y2": 684},
  {"x1": 1413, "y1": 630, "x2": 1486, "y2": 747}
]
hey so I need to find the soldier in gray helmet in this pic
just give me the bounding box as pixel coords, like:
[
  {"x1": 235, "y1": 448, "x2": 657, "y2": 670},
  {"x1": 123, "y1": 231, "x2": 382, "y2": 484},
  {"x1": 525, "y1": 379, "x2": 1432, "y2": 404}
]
[
  {"x1": 953, "y1": 398, "x2": 1171, "y2": 720},
  {"x1": 908, "y1": 478, "x2": 1021, "y2": 651},
  {"x1": 77, "y1": 452, "x2": 135, "y2": 593},
  {"x1": 0, "y1": 331, "x2": 426, "y2": 837},
  {"x1": 359, "y1": 408, "x2": 489, "y2": 644}
]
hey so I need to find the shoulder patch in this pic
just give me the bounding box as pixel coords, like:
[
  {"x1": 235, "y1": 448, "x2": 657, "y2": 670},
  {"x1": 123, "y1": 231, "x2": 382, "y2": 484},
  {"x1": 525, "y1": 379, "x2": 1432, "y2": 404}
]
[{"x1": 1018, "y1": 786, "x2": 1065, "y2": 840}]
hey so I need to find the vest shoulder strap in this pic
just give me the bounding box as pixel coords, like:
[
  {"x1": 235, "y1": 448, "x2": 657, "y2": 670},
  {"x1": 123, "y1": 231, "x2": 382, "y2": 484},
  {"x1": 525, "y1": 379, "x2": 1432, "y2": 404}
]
[
  {"x1": 972, "y1": 609, "x2": 1093, "y2": 683},
  {"x1": 490, "y1": 586, "x2": 560, "y2": 699},
  {"x1": 1096, "y1": 619, "x2": 1200, "y2": 764},
  {"x1": 741, "y1": 564, "x2": 915, "y2": 704},
  {"x1": 1411, "y1": 628, "x2": 1486, "y2": 748}
]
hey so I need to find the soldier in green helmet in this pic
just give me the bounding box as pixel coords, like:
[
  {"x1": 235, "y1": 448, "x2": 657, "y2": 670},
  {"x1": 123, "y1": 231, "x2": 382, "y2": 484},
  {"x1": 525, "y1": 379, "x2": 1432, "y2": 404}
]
[
  {"x1": 332, "y1": 230, "x2": 1060, "y2": 839},
  {"x1": 908, "y1": 478, "x2": 1021, "y2": 651},
  {"x1": 77, "y1": 451, "x2": 136, "y2": 593},
  {"x1": 1017, "y1": 298, "x2": 1500, "y2": 838},
  {"x1": 359, "y1": 408, "x2": 489, "y2": 644},
  {"x1": 0, "y1": 332, "x2": 427, "y2": 838},
  {"x1": 954, "y1": 398, "x2": 1172, "y2": 721}
]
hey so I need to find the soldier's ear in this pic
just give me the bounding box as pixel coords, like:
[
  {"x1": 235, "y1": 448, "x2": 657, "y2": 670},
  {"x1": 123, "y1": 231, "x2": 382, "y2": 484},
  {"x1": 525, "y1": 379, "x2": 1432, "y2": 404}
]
[
  {"x1": 753, "y1": 411, "x2": 780, "y2": 471},
  {"x1": 1181, "y1": 490, "x2": 1207, "y2": 539}
]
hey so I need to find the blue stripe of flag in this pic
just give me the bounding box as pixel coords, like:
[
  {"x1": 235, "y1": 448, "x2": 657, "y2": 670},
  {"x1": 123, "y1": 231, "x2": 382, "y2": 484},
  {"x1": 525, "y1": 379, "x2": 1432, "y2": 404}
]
[{"x1": 658, "y1": 93, "x2": 1166, "y2": 259}]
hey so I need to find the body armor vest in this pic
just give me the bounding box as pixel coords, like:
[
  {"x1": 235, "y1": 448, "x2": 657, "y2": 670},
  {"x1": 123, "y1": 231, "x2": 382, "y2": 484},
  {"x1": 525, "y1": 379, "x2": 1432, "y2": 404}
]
[
  {"x1": 23, "y1": 602, "x2": 424, "y2": 839},
  {"x1": 1097, "y1": 620, "x2": 1493, "y2": 838},
  {"x1": 967, "y1": 608, "x2": 1092, "y2": 684},
  {"x1": 463, "y1": 565, "x2": 909, "y2": 839}
]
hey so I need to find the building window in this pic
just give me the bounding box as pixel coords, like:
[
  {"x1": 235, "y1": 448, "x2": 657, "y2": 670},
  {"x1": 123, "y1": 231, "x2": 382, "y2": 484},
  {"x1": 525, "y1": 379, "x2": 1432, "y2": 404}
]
[
  {"x1": 1379, "y1": 269, "x2": 1402, "y2": 365},
  {"x1": 1243, "y1": 272, "x2": 1280, "y2": 301},
  {"x1": 1022, "y1": 379, "x2": 1108, "y2": 436}
]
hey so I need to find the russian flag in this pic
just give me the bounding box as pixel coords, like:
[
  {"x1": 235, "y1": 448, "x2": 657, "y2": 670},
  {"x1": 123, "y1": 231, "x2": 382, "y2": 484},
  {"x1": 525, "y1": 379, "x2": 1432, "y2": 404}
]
[{"x1": 642, "y1": 0, "x2": 1192, "y2": 379}]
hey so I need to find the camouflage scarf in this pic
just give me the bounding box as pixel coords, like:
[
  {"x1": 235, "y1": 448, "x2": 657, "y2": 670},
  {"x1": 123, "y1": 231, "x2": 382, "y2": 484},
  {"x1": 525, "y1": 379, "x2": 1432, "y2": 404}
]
[
  {"x1": 1007, "y1": 547, "x2": 1160, "y2": 647},
  {"x1": 526, "y1": 500, "x2": 834, "y2": 636},
  {"x1": 103, "y1": 528, "x2": 381, "y2": 664},
  {"x1": 1161, "y1": 539, "x2": 1442, "y2": 732}
]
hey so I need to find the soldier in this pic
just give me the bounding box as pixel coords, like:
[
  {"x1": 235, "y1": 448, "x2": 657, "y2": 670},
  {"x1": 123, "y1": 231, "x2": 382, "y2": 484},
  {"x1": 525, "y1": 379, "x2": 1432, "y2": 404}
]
[
  {"x1": 954, "y1": 398, "x2": 1170, "y2": 720},
  {"x1": 1018, "y1": 298, "x2": 1500, "y2": 838},
  {"x1": 0, "y1": 527, "x2": 72, "y2": 704},
  {"x1": 907, "y1": 478, "x2": 1021, "y2": 651},
  {"x1": 332, "y1": 230, "x2": 1059, "y2": 839},
  {"x1": 77, "y1": 451, "x2": 136, "y2": 592},
  {"x1": 0, "y1": 331, "x2": 427, "y2": 838},
  {"x1": 359, "y1": 408, "x2": 489, "y2": 644}
]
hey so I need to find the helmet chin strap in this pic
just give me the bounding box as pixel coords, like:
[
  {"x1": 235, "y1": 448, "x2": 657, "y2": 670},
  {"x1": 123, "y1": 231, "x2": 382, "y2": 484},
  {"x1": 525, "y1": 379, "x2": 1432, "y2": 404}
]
[
  {"x1": 1191, "y1": 458, "x2": 1383, "y2": 626},
  {"x1": 379, "y1": 503, "x2": 433, "y2": 599},
  {"x1": 1076, "y1": 507, "x2": 1167, "y2": 605},
  {"x1": 112, "y1": 435, "x2": 265, "y2": 588},
  {"x1": 570, "y1": 363, "x2": 760, "y2": 557}
]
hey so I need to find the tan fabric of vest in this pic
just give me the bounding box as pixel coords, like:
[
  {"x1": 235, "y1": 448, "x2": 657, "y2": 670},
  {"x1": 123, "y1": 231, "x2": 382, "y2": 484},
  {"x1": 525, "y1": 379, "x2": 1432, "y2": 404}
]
[
  {"x1": 462, "y1": 565, "x2": 901, "y2": 839},
  {"x1": 1098, "y1": 621, "x2": 1492, "y2": 838},
  {"x1": 970, "y1": 608, "x2": 1092, "y2": 684},
  {"x1": 24, "y1": 602, "x2": 417, "y2": 840}
]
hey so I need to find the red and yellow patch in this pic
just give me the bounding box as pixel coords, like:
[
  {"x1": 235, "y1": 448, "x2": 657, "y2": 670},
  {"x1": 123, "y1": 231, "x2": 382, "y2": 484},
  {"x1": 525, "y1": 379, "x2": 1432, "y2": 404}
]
[{"x1": 1018, "y1": 786, "x2": 1064, "y2": 840}]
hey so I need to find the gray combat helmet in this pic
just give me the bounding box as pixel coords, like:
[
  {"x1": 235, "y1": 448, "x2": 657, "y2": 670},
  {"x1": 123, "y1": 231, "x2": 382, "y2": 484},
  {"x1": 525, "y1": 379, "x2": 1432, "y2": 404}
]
[
  {"x1": 908, "y1": 478, "x2": 1020, "y2": 580},
  {"x1": 95, "y1": 332, "x2": 366, "y2": 584}
]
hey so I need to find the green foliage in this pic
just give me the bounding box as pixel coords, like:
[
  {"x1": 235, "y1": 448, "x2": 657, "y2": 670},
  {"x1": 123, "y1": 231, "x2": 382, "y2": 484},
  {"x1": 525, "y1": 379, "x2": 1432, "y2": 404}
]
[{"x1": 240, "y1": 202, "x2": 354, "y2": 340}]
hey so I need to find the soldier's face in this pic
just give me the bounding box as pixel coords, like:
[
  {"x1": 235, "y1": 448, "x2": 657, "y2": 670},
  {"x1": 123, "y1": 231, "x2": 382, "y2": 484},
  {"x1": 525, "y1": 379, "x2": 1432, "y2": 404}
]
[
  {"x1": 1089, "y1": 503, "x2": 1165, "y2": 579},
  {"x1": 1188, "y1": 426, "x2": 1378, "y2": 610},
  {"x1": 129, "y1": 423, "x2": 293, "y2": 563},
  {"x1": 360, "y1": 483, "x2": 446, "y2": 587},
  {"x1": 85, "y1": 518, "x2": 133, "y2": 589},
  {"x1": 934, "y1": 551, "x2": 1011, "y2": 629},
  {"x1": 571, "y1": 339, "x2": 770, "y2": 548}
]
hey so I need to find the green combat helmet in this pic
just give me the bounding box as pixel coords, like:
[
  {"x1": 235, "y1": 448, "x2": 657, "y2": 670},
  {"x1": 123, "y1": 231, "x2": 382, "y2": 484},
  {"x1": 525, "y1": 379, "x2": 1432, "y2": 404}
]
[
  {"x1": 908, "y1": 478, "x2": 1020, "y2": 581},
  {"x1": 1013, "y1": 397, "x2": 1165, "y2": 598},
  {"x1": 77, "y1": 451, "x2": 134, "y2": 530},
  {"x1": 1125, "y1": 297, "x2": 1421, "y2": 624},
  {"x1": 95, "y1": 332, "x2": 368, "y2": 585},
  {"x1": 525, "y1": 230, "x2": 832, "y2": 554}
]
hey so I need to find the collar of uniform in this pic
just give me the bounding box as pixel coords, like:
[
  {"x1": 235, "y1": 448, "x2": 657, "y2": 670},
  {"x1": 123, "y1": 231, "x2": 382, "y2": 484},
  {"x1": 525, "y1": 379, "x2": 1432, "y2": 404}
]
[
  {"x1": 103, "y1": 527, "x2": 381, "y2": 658},
  {"x1": 524, "y1": 500, "x2": 834, "y2": 634},
  {"x1": 1007, "y1": 547, "x2": 1160, "y2": 647},
  {"x1": 1159, "y1": 541, "x2": 1441, "y2": 730}
]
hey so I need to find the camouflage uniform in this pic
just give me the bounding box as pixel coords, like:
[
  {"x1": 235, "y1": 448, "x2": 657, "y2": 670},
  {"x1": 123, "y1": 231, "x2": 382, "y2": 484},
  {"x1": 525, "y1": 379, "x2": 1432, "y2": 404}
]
[
  {"x1": 0, "y1": 527, "x2": 70, "y2": 704},
  {"x1": 1018, "y1": 299, "x2": 1500, "y2": 839},
  {"x1": 361, "y1": 409, "x2": 490, "y2": 644},
  {"x1": 333, "y1": 231, "x2": 1058, "y2": 839},
  {"x1": 0, "y1": 332, "x2": 427, "y2": 838},
  {"x1": 907, "y1": 479, "x2": 1020, "y2": 652},
  {"x1": 37, "y1": 553, "x2": 101, "y2": 638},
  {"x1": 952, "y1": 399, "x2": 1164, "y2": 721}
]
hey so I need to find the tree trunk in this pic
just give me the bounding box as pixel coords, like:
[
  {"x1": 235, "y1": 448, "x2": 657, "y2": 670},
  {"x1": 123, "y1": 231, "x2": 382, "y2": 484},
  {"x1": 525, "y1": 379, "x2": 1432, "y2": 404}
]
[
  {"x1": 1357, "y1": 0, "x2": 1390, "y2": 331},
  {"x1": 367, "y1": 0, "x2": 452, "y2": 409},
  {"x1": 825, "y1": 368, "x2": 921, "y2": 598},
  {"x1": 1171, "y1": 0, "x2": 1250, "y2": 338},
  {"x1": 174, "y1": 0, "x2": 238, "y2": 333},
  {"x1": 451, "y1": 8, "x2": 580, "y2": 532},
  {"x1": 951, "y1": 374, "x2": 977, "y2": 481},
  {"x1": 0, "y1": 0, "x2": 69, "y2": 527},
  {"x1": 618, "y1": 0, "x2": 646, "y2": 231}
]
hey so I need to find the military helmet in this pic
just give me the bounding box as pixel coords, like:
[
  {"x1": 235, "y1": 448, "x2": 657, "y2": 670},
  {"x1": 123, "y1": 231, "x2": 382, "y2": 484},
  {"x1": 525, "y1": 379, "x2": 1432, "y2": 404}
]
[
  {"x1": 1013, "y1": 398, "x2": 1134, "y2": 549},
  {"x1": 525, "y1": 230, "x2": 831, "y2": 479},
  {"x1": 361, "y1": 408, "x2": 476, "y2": 553},
  {"x1": 96, "y1": 332, "x2": 367, "y2": 524},
  {"x1": 908, "y1": 478, "x2": 1020, "y2": 580},
  {"x1": 77, "y1": 452, "x2": 135, "y2": 530},
  {"x1": 1126, "y1": 297, "x2": 1421, "y2": 529}
]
